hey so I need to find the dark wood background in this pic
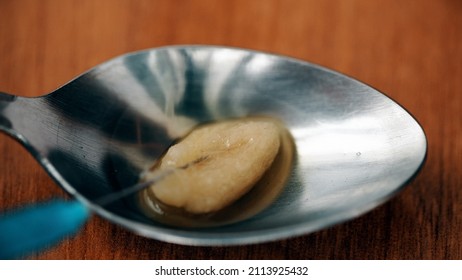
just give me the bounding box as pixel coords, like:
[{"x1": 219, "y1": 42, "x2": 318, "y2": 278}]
[{"x1": 0, "y1": 0, "x2": 461, "y2": 259}]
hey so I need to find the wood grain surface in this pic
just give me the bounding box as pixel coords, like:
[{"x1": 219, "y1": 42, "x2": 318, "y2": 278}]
[{"x1": 0, "y1": 0, "x2": 461, "y2": 259}]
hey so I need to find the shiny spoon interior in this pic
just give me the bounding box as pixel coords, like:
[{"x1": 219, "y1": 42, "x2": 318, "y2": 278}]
[{"x1": 0, "y1": 46, "x2": 427, "y2": 245}]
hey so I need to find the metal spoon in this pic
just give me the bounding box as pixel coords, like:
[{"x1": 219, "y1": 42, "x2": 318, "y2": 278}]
[{"x1": 0, "y1": 46, "x2": 426, "y2": 245}]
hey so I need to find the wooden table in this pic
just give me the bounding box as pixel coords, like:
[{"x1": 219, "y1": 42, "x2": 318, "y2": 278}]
[{"x1": 1, "y1": 0, "x2": 461, "y2": 259}]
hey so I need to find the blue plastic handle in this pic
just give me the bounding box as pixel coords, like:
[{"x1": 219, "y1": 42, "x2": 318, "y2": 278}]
[{"x1": 0, "y1": 199, "x2": 89, "y2": 259}]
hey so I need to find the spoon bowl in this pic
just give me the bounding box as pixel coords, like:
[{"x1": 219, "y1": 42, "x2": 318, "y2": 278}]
[{"x1": 0, "y1": 46, "x2": 427, "y2": 245}]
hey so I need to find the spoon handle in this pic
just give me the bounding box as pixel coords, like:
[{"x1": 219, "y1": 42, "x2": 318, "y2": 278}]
[
  {"x1": 0, "y1": 91, "x2": 16, "y2": 102},
  {"x1": 0, "y1": 92, "x2": 62, "y2": 155},
  {"x1": 0, "y1": 92, "x2": 17, "y2": 132}
]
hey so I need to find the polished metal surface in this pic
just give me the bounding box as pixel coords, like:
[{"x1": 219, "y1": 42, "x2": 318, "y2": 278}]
[{"x1": 0, "y1": 46, "x2": 427, "y2": 245}]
